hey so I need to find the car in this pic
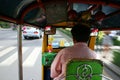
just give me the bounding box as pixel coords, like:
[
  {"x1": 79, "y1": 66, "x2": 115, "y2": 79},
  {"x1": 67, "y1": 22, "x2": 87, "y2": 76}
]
[
  {"x1": 22, "y1": 26, "x2": 26, "y2": 31},
  {"x1": 22, "y1": 26, "x2": 42, "y2": 39}
]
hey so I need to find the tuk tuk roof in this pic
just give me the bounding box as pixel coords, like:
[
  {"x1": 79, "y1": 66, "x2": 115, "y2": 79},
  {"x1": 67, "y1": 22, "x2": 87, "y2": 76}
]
[{"x1": 0, "y1": 0, "x2": 120, "y2": 30}]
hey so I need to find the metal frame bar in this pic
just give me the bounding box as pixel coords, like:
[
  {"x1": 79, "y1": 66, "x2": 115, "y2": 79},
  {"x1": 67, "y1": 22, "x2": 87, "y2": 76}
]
[{"x1": 17, "y1": 25, "x2": 23, "y2": 80}]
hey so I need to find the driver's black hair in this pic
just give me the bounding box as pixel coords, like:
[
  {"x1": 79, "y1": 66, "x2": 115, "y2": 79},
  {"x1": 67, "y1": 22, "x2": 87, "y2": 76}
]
[{"x1": 71, "y1": 24, "x2": 91, "y2": 42}]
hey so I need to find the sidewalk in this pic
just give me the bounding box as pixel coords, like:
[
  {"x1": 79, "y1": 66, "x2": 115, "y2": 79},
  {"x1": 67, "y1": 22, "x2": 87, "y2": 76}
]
[
  {"x1": 97, "y1": 53, "x2": 120, "y2": 77},
  {"x1": 95, "y1": 45, "x2": 120, "y2": 50},
  {"x1": 102, "y1": 58, "x2": 120, "y2": 76},
  {"x1": 0, "y1": 28, "x2": 12, "y2": 31}
]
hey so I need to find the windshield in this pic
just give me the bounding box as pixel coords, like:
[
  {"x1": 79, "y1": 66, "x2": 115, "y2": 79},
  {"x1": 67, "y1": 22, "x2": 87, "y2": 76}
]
[{"x1": 48, "y1": 28, "x2": 73, "y2": 48}]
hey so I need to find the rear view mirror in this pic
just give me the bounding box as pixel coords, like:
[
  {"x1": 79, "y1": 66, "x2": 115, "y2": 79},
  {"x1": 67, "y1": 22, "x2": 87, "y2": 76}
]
[{"x1": 45, "y1": 26, "x2": 56, "y2": 35}]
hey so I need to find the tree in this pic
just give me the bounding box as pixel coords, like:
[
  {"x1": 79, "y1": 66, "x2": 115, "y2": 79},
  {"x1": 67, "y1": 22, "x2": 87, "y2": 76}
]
[{"x1": 0, "y1": 21, "x2": 10, "y2": 28}]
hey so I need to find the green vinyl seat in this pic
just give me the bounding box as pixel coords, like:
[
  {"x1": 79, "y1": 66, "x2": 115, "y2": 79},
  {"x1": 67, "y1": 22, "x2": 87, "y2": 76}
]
[{"x1": 65, "y1": 59, "x2": 103, "y2": 80}]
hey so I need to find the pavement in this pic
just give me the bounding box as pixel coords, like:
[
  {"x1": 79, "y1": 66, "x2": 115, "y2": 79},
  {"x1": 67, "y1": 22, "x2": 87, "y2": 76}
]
[
  {"x1": 102, "y1": 58, "x2": 120, "y2": 77},
  {"x1": 0, "y1": 28, "x2": 13, "y2": 31},
  {"x1": 96, "y1": 47, "x2": 120, "y2": 77}
]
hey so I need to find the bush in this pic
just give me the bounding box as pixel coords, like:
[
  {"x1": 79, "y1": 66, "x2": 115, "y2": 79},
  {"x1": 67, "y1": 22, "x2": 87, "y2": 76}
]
[
  {"x1": 112, "y1": 50, "x2": 120, "y2": 67},
  {"x1": 96, "y1": 31, "x2": 104, "y2": 45},
  {"x1": 0, "y1": 21, "x2": 10, "y2": 28},
  {"x1": 58, "y1": 28, "x2": 72, "y2": 37},
  {"x1": 112, "y1": 37, "x2": 120, "y2": 46}
]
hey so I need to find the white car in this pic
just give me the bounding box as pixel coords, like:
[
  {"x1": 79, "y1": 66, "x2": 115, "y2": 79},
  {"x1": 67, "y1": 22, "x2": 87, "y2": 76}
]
[{"x1": 22, "y1": 26, "x2": 42, "y2": 39}]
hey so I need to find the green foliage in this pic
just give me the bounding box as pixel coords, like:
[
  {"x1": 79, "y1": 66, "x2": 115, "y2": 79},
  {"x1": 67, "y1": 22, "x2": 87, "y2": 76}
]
[
  {"x1": 0, "y1": 21, "x2": 10, "y2": 28},
  {"x1": 96, "y1": 38, "x2": 102, "y2": 45},
  {"x1": 112, "y1": 37, "x2": 120, "y2": 46},
  {"x1": 98, "y1": 31, "x2": 105, "y2": 40},
  {"x1": 58, "y1": 28, "x2": 72, "y2": 37},
  {"x1": 112, "y1": 50, "x2": 120, "y2": 67},
  {"x1": 96, "y1": 31, "x2": 120, "y2": 46},
  {"x1": 96, "y1": 31, "x2": 104, "y2": 45}
]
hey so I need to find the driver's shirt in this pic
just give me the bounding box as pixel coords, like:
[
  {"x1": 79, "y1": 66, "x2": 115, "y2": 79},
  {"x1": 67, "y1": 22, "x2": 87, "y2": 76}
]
[{"x1": 50, "y1": 42, "x2": 97, "y2": 80}]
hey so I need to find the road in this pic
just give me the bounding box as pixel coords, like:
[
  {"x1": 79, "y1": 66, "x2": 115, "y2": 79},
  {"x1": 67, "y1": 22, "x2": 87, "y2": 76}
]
[
  {"x1": 0, "y1": 29, "x2": 120, "y2": 80},
  {"x1": 0, "y1": 29, "x2": 43, "y2": 80}
]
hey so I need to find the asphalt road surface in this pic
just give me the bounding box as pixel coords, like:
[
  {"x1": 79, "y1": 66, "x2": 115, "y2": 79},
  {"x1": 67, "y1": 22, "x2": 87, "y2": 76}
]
[{"x1": 0, "y1": 29, "x2": 43, "y2": 80}]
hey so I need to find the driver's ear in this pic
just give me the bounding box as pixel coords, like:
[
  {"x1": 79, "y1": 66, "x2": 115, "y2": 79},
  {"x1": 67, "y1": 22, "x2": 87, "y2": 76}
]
[{"x1": 73, "y1": 38, "x2": 77, "y2": 43}]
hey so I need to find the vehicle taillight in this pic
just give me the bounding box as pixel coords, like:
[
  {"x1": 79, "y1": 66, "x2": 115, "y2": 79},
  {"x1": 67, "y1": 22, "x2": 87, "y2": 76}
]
[
  {"x1": 23, "y1": 31, "x2": 27, "y2": 33},
  {"x1": 34, "y1": 31, "x2": 38, "y2": 34},
  {"x1": 23, "y1": 27, "x2": 26, "y2": 30}
]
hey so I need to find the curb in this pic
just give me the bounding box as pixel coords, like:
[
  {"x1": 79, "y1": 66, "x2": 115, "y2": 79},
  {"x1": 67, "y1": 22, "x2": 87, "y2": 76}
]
[
  {"x1": 0, "y1": 28, "x2": 12, "y2": 31},
  {"x1": 102, "y1": 58, "x2": 120, "y2": 77}
]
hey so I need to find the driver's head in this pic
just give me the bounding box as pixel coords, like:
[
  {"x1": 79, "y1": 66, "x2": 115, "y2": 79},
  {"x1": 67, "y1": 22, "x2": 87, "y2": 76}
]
[{"x1": 71, "y1": 24, "x2": 91, "y2": 43}]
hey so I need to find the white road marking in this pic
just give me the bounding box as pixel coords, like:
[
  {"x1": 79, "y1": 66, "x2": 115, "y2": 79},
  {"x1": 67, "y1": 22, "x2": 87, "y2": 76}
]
[
  {"x1": 0, "y1": 47, "x2": 16, "y2": 58},
  {"x1": 23, "y1": 47, "x2": 42, "y2": 67},
  {"x1": 0, "y1": 47, "x2": 28, "y2": 65},
  {"x1": 9, "y1": 35, "x2": 17, "y2": 38},
  {"x1": 0, "y1": 46, "x2": 2, "y2": 49}
]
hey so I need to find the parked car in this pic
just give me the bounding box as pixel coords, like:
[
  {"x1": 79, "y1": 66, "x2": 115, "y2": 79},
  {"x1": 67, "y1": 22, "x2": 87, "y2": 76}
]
[{"x1": 22, "y1": 26, "x2": 42, "y2": 39}]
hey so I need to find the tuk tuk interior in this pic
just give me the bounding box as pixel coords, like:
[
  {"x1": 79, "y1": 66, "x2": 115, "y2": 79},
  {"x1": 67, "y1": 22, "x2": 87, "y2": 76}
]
[{"x1": 0, "y1": 0, "x2": 120, "y2": 80}]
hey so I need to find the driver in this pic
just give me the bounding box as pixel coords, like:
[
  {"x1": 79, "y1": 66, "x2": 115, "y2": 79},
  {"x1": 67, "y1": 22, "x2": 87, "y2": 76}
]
[{"x1": 50, "y1": 24, "x2": 97, "y2": 80}]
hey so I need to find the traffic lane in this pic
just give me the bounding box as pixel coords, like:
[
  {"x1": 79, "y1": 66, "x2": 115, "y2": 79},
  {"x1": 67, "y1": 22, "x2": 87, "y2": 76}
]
[
  {"x1": 103, "y1": 66, "x2": 120, "y2": 80},
  {"x1": 0, "y1": 29, "x2": 43, "y2": 80},
  {"x1": 0, "y1": 29, "x2": 43, "y2": 47}
]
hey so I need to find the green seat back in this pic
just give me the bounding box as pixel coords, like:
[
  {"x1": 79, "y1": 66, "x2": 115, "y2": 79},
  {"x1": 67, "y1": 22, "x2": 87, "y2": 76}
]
[
  {"x1": 42, "y1": 52, "x2": 56, "y2": 66},
  {"x1": 66, "y1": 59, "x2": 103, "y2": 80}
]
